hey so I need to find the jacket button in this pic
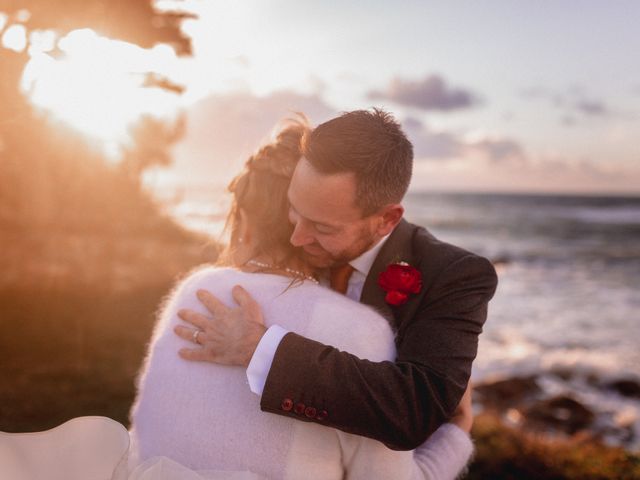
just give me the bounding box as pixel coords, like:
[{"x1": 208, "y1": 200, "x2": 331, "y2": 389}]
[
  {"x1": 294, "y1": 402, "x2": 306, "y2": 415},
  {"x1": 281, "y1": 398, "x2": 294, "y2": 411},
  {"x1": 304, "y1": 406, "x2": 317, "y2": 418},
  {"x1": 316, "y1": 409, "x2": 328, "y2": 421}
]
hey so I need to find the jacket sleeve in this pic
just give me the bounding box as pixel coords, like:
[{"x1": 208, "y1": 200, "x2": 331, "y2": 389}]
[{"x1": 260, "y1": 254, "x2": 497, "y2": 450}]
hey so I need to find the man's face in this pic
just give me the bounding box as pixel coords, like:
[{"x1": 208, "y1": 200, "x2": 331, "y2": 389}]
[{"x1": 287, "y1": 158, "x2": 382, "y2": 269}]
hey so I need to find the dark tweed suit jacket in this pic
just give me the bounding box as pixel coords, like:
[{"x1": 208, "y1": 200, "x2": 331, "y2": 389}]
[{"x1": 260, "y1": 219, "x2": 498, "y2": 450}]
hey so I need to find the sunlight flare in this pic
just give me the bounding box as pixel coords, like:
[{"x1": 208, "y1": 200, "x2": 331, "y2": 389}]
[
  {"x1": 21, "y1": 28, "x2": 182, "y2": 159},
  {"x1": 2, "y1": 23, "x2": 27, "y2": 52},
  {"x1": 0, "y1": 12, "x2": 8, "y2": 32}
]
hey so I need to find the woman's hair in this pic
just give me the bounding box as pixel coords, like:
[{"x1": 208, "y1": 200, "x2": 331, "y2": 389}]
[{"x1": 218, "y1": 117, "x2": 309, "y2": 268}]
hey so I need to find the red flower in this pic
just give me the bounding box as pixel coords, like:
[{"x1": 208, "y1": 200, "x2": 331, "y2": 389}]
[{"x1": 378, "y1": 262, "x2": 423, "y2": 306}]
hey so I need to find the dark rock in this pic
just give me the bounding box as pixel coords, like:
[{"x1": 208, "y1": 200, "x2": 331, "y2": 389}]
[
  {"x1": 586, "y1": 372, "x2": 601, "y2": 387},
  {"x1": 604, "y1": 378, "x2": 640, "y2": 398},
  {"x1": 523, "y1": 395, "x2": 595, "y2": 435},
  {"x1": 475, "y1": 375, "x2": 541, "y2": 410},
  {"x1": 550, "y1": 366, "x2": 574, "y2": 381},
  {"x1": 593, "y1": 424, "x2": 636, "y2": 446}
]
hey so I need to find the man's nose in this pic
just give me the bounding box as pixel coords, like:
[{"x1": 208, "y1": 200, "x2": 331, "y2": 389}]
[{"x1": 290, "y1": 221, "x2": 314, "y2": 246}]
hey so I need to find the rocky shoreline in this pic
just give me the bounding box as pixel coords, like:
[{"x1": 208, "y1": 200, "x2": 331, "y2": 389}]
[{"x1": 474, "y1": 370, "x2": 640, "y2": 452}]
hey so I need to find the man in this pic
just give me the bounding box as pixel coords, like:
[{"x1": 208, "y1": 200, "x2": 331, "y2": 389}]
[{"x1": 176, "y1": 109, "x2": 497, "y2": 450}]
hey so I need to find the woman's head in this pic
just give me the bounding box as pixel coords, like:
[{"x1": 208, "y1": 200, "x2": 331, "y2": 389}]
[{"x1": 222, "y1": 117, "x2": 309, "y2": 267}]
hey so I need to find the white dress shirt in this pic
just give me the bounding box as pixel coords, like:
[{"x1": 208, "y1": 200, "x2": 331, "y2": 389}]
[{"x1": 246, "y1": 233, "x2": 392, "y2": 395}]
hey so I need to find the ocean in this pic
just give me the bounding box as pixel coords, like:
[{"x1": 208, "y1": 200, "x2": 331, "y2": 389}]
[{"x1": 157, "y1": 188, "x2": 640, "y2": 449}]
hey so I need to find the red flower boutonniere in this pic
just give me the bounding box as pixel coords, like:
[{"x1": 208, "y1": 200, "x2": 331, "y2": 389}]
[{"x1": 378, "y1": 262, "x2": 423, "y2": 306}]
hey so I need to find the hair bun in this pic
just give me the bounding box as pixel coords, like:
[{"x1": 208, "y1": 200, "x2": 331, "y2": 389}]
[{"x1": 245, "y1": 118, "x2": 308, "y2": 178}]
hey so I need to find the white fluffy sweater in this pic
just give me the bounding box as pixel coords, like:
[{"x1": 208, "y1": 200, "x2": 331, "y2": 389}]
[{"x1": 130, "y1": 266, "x2": 473, "y2": 480}]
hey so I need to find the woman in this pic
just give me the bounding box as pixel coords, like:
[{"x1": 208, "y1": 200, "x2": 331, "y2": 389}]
[{"x1": 129, "y1": 118, "x2": 474, "y2": 479}]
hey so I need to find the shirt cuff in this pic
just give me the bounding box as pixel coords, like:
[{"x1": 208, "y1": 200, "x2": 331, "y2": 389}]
[{"x1": 246, "y1": 325, "x2": 289, "y2": 396}]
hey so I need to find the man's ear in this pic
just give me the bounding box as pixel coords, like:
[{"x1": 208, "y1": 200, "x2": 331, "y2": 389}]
[{"x1": 376, "y1": 204, "x2": 404, "y2": 236}]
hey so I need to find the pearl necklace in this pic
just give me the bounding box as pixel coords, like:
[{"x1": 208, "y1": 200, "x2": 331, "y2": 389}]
[{"x1": 247, "y1": 259, "x2": 319, "y2": 284}]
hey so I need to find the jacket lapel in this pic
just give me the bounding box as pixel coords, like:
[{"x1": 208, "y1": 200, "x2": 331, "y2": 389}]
[{"x1": 360, "y1": 219, "x2": 416, "y2": 329}]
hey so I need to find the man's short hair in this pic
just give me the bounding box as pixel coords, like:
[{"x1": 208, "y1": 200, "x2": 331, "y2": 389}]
[{"x1": 301, "y1": 108, "x2": 413, "y2": 216}]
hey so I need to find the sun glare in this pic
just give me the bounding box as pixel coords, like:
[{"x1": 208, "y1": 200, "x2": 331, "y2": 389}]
[
  {"x1": 0, "y1": 12, "x2": 8, "y2": 32},
  {"x1": 2, "y1": 23, "x2": 27, "y2": 52},
  {"x1": 21, "y1": 28, "x2": 182, "y2": 160}
]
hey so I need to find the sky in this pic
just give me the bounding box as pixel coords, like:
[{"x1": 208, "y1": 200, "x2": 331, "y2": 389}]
[
  {"x1": 156, "y1": 0, "x2": 640, "y2": 194},
  {"x1": 6, "y1": 0, "x2": 640, "y2": 194}
]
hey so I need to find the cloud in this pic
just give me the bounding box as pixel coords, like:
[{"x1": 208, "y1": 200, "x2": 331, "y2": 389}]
[
  {"x1": 168, "y1": 90, "x2": 336, "y2": 183},
  {"x1": 520, "y1": 85, "x2": 612, "y2": 120},
  {"x1": 575, "y1": 100, "x2": 609, "y2": 116},
  {"x1": 369, "y1": 75, "x2": 479, "y2": 111},
  {"x1": 161, "y1": 94, "x2": 525, "y2": 188},
  {"x1": 519, "y1": 86, "x2": 551, "y2": 99},
  {"x1": 468, "y1": 138, "x2": 526, "y2": 164},
  {"x1": 402, "y1": 117, "x2": 464, "y2": 159},
  {"x1": 402, "y1": 117, "x2": 526, "y2": 164},
  {"x1": 412, "y1": 153, "x2": 640, "y2": 195}
]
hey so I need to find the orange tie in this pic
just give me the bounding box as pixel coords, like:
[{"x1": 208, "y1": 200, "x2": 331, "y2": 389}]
[{"x1": 330, "y1": 264, "x2": 354, "y2": 294}]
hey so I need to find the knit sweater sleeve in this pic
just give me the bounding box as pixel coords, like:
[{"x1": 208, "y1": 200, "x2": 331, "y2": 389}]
[
  {"x1": 337, "y1": 423, "x2": 473, "y2": 480},
  {"x1": 411, "y1": 424, "x2": 474, "y2": 480}
]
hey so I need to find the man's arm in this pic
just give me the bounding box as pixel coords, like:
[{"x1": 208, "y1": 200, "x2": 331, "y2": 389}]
[
  {"x1": 176, "y1": 255, "x2": 497, "y2": 450},
  {"x1": 259, "y1": 254, "x2": 497, "y2": 450}
]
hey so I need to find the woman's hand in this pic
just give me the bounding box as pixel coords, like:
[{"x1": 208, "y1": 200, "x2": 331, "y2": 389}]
[{"x1": 449, "y1": 383, "x2": 473, "y2": 433}]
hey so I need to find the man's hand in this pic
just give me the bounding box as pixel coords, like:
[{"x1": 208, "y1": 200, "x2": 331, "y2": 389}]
[
  {"x1": 449, "y1": 383, "x2": 473, "y2": 433},
  {"x1": 174, "y1": 285, "x2": 267, "y2": 367}
]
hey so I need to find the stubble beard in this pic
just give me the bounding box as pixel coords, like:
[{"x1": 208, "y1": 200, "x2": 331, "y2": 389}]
[{"x1": 303, "y1": 227, "x2": 379, "y2": 269}]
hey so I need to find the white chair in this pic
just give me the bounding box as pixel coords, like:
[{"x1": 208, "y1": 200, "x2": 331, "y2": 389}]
[
  {"x1": 0, "y1": 416, "x2": 130, "y2": 480},
  {"x1": 128, "y1": 456, "x2": 265, "y2": 480}
]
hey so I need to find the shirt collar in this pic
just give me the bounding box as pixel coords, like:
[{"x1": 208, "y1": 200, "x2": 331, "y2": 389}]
[{"x1": 349, "y1": 231, "x2": 393, "y2": 277}]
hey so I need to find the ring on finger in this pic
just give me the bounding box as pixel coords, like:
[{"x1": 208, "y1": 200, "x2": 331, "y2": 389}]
[{"x1": 192, "y1": 329, "x2": 202, "y2": 344}]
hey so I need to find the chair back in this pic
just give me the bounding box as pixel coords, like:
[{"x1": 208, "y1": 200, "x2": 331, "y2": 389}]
[{"x1": 0, "y1": 416, "x2": 129, "y2": 480}]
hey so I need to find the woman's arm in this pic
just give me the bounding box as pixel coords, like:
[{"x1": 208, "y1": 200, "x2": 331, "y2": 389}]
[
  {"x1": 318, "y1": 313, "x2": 475, "y2": 480},
  {"x1": 336, "y1": 422, "x2": 472, "y2": 480},
  {"x1": 411, "y1": 386, "x2": 474, "y2": 480}
]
